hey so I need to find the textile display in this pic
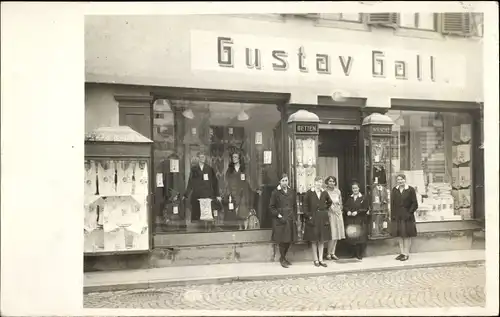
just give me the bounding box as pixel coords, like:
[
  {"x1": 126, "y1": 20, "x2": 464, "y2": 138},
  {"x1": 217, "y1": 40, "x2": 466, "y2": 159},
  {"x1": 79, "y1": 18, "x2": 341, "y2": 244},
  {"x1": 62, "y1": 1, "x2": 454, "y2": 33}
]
[
  {"x1": 84, "y1": 160, "x2": 97, "y2": 196},
  {"x1": 452, "y1": 126, "x2": 461, "y2": 143},
  {"x1": 459, "y1": 189, "x2": 471, "y2": 208},
  {"x1": 452, "y1": 146, "x2": 459, "y2": 165},
  {"x1": 295, "y1": 139, "x2": 303, "y2": 165},
  {"x1": 460, "y1": 124, "x2": 472, "y2": 143},
  {"x1": 133, "y1": 161, "x2": 149, "y2": 195},
  {"x1": 296, "y1": 164, "x2": 307, "y2": 193},
  {"x1": 116, "y1": 161, "x2": 134, "y2": 195},
  {"x1": 97, "y1": 160, "x2": 116, "y2": 195},
  {"x1": 458, "y1": 166, "x2": 471, "y2": 188},
  {"x1": 452, "y1": 168, "x2": 460, "y2": 189},
  {"x1": 199, "y1": 198, "x2": 214, "y2": 221}
]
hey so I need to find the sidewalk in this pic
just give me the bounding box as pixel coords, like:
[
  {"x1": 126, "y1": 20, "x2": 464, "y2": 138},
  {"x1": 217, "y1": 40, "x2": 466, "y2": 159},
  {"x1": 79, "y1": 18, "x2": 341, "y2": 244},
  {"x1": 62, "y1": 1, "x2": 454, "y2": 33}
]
[{"x1": 84, "y1": 249, "x2": 485, "y2": 293}]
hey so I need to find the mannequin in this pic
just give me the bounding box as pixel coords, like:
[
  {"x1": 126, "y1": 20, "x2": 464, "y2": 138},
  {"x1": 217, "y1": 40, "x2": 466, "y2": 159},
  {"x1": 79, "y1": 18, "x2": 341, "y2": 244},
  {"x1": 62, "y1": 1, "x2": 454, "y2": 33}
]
[{"x1": 183, "y1": 151, "x2": 221, "y2": 221}]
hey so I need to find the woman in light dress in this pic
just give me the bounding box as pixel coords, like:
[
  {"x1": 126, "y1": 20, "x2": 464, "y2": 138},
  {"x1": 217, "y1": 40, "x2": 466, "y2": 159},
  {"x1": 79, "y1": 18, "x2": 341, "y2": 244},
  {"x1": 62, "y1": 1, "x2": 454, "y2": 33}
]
[{"x1": 324, "y1": 176, "x2": 345, "y2": 260}]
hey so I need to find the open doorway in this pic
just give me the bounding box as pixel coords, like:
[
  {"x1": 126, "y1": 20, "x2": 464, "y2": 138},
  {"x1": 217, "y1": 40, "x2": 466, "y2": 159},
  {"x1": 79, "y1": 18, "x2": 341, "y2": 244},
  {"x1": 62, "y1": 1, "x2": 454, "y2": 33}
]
[{"x1": 318, "y1": 129, "x2": 361, "y2": 202}]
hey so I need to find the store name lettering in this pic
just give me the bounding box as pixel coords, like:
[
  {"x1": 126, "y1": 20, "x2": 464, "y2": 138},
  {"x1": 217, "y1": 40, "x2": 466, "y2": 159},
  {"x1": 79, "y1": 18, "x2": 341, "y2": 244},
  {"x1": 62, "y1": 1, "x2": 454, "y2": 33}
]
[
  {"x1": 371, "y1": 125, "x2": 391, "y2": 134},
  {"x1": 217, "y1": 37, "x2": 436, "y2": 81},
  {"x1": 296, "y1": 124, "x2": 318, "y2": 133}
]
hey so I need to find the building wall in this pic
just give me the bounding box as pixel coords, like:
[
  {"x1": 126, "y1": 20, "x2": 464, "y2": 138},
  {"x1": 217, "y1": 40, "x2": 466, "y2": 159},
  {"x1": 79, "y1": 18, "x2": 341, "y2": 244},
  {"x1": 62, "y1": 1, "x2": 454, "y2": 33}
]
[{"x1": 85, "y1": 14, "x2": 483, "y2": 107}]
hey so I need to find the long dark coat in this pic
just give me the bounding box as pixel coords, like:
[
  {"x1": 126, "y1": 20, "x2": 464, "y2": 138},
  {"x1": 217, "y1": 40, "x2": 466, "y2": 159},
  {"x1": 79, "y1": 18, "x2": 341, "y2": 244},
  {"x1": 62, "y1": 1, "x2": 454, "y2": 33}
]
[
  {"x1": 184, "y1": 164, "x2": 220, "y2": 221},
  {"x1": 343, "y1": 193, "x2": 370, "y2": 245},
  {"x1": 223, "y1": 168, "x2": 254, "y2": 221},
  {"x1": 269, "y1": 186, "x2": 298, "y2": 243},
  {"x1": 302, "y1": 189, "x2": 333, "y2": 242},
  {"x1": 390, "y1": 185, "x2": 418, "y2": 237}
]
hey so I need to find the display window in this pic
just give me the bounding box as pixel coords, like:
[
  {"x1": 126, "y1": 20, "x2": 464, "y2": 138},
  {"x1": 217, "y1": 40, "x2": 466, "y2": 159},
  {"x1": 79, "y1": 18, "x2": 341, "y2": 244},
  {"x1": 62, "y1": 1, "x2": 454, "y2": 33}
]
[
  {"x1": 152, "y1": 99, "x2": 281, "y2": 233},
  {"x1": 387, "y1": 110, "x2": 473, "y2": 222}
]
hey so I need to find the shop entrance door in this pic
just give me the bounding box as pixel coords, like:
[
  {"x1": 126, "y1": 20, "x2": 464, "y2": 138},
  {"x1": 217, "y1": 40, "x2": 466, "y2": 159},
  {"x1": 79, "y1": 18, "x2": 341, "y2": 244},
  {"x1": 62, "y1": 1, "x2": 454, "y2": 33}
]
[{"x1": 318, "y1": 129, "x2": 361, "y2": 202}]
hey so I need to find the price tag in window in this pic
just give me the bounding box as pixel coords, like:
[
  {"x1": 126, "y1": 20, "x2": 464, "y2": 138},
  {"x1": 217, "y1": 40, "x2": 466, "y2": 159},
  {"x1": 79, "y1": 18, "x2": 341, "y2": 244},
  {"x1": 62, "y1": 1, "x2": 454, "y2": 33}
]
[
  {"x1": 382, "y1": 221, "x2": 388, "y2": 229},
  {"x1": 170, "y1": 159, "x2": 179, "y2": 173},
  {"x1": 255, "y1": 132, "x2": 263, "y2": 145},
  {"x1": 191, "y1": 128, "x2": 197, "y2": 135},
  {"x1": 229, "y1": 203, "x2": 234, "y2": 210},
  {"x1": 264, "y1": 151, "x2": 272, "y2": 165},
  {"x1": 228, "y1": 127, "x2": 234, "y2": 135},
  {"x1": 373, "y1": 222, "x2": 376, "y2": 229},
  {"x1": 240, "y1": 174, "x2": 246, "y2": 181},
  {"x1": 173, "y1": 206, "x2": 179, "y2": 215},
  {"x1": 213, "y1": 209, "x2": 218, "y2": 217},
  {"x1": 156, "y1": 173, "x2": 164, "y2": 188}
]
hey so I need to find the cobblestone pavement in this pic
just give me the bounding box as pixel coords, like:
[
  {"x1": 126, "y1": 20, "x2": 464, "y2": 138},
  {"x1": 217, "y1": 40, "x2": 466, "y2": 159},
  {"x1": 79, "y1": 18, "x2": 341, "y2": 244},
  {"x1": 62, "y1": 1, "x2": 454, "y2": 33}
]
[{"x1": 84, "y1": 263, "x2": 485, "y2": 311}]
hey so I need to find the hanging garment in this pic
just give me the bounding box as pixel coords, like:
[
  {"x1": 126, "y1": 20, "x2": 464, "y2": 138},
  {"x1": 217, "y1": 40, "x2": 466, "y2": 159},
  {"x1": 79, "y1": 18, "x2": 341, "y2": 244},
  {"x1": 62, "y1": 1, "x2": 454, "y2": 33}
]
[
  {"x1": 452, "y1": 146, "x2": 459, "y2": 166},
  {"x1": 104, "y1": 228, "x2": 126, "y2": 252},
  {"x1": 459, "y1": 189, "x2": 471, "y2": 208},
  {"x1": 452, "y1": 126, "x2": 461, "y2": 143},
  {"x1": 116, "y1": 161, "x2": 134, "y2": 195},
  {"x1": 97, "y1": 160, "x2": 116, "y2": 196},
  {"x1": 451, "y1": 189, "x2": 460, "y2": 210},
  {"x1": 84, "y1": 203, "x2": 99, "y2": 233},
  {"x1": 460, "y1": 124, "x2": 472, "y2": 143},
  {"x1": 458, "y1": 166, "x2": 471, "y2": 188},
  {"x1": 102, "y1": 197, "x2": 121, "y2": 233},
  {"x1": 295, "y1": 139, "x2": 303, "y2": 165},
  {"x1": 305, "y1": 166, "x2": 317, "y2": 191},
  {"x1": 371, "y1": 184, "x2": 389, "y2": 210},
  {"x1": 457, "y1": 144, "x2": 471, "y2": 164},
  {"x1": 199, "y1": 198, "x2": 214, "y2": 221},
  {"x1": 296, "y1": 164, "x2": 307, "y2": 194},
  {"x1": 84, "y1": 160, "x2": 97, "y2": 196},
  {"x1": 133, "y1": 161, "x2": 149, "y2": 195}
]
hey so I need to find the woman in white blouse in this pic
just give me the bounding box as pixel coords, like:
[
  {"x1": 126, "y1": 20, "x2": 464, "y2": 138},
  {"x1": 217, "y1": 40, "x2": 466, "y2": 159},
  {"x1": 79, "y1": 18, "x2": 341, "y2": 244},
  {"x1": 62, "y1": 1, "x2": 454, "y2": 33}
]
[{"x1": 324, "y1": 176, "x2": 345, "y2": 260}]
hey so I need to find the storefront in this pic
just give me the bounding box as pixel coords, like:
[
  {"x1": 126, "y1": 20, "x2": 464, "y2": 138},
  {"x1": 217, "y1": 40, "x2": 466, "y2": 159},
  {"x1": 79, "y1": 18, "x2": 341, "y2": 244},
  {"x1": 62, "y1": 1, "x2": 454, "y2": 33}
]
[{"x1": 84, "y1": 15, "x2": 484, "y2": 269}]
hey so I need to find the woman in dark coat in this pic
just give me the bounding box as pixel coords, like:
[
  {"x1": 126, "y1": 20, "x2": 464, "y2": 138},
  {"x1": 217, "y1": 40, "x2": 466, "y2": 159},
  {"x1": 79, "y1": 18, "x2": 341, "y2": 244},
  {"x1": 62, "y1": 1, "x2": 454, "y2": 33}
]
[
  {"x1": 391, "y1": 174, "x2": 418, "y2": 261},
  {"x1": 303, "y1": 176, "x2": 333, "y2": 267},
  {"x1": 343, "y1": 180, "x2": 370, "y2": 260},
  {"x1": 269, "y1": 173, "x2": 298, "y2": 268}
]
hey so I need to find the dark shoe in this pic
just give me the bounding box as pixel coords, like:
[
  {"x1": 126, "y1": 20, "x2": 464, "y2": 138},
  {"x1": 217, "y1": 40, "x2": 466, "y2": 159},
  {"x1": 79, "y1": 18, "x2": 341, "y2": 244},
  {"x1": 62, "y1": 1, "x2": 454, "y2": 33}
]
[
  {"x1": 314, "y1": 261, "x2": 320, "y2": 267},
  {"x1": 284, "y1": 259, "x2": 292, "y2": 266},
  {"x1": 280, "y1": 259, "x2": 289, "y2": 268},
  {"x1": 356, "y1": 255, "x2": 363, "y2": 260},
  {"x1": 325, "y1": 254, "x2": 332, "y2": 260},
  {"x1": 331, "y1": 254, "x2": 339, "y2": 261},
  {"x1": 395, "y1": 254, "x2": 404, "y2": 260},
  {"x1": 319, "y1": 261, "x2": 328, "y2": 267},
  {"x1": 400, "y1": 255, "x2": 409, "y2": 261}
]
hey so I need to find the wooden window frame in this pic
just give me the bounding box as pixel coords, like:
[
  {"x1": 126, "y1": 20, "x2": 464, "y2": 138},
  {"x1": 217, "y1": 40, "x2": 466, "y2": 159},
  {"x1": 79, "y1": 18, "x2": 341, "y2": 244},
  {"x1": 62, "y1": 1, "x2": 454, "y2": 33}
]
[{"x1": 399, "y1": 13, "x2": 439, "y2": 32}]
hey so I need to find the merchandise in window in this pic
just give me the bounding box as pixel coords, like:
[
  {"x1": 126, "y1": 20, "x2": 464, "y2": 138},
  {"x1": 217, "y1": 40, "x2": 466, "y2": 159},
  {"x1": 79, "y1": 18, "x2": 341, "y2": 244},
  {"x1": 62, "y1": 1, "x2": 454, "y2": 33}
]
[
  {"x1": 387, "y1": 110, "x2": 473, "y2": 222},
  {"x1": 152, "y1": 99, "x2": 281, "y2": 234}
]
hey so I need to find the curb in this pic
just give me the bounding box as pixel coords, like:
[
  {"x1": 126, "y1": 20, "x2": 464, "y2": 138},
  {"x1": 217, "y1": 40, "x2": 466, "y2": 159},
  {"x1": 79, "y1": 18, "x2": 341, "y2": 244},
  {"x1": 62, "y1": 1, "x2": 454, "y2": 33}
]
[{"x1": 84, "y1": 259, "x2": 484, "y2": 294}]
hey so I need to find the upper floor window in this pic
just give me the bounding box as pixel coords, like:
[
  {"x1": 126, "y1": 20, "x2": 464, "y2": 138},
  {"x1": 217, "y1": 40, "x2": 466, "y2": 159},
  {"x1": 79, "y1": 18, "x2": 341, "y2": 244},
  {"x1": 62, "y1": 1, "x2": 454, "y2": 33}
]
[
  {"x1": 320, "y1": 13, "x2": 362, "y2": 23},
  {"x1": 399, "y1": 13, "x2": 437, "y2": 31}
]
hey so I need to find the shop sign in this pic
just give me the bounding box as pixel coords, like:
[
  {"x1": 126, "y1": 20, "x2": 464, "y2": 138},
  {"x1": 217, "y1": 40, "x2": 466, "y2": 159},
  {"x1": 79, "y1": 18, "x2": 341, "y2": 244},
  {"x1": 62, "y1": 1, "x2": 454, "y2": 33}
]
[
  {"x1": 190, "y1": 31, "x2": 466, "y2": 87},
  {"x1": 295, "y1": 123, "x2": 319, "y2": 134},
  {"x1": 370, "y1": 125, "x2": 392, "y2": 135}
]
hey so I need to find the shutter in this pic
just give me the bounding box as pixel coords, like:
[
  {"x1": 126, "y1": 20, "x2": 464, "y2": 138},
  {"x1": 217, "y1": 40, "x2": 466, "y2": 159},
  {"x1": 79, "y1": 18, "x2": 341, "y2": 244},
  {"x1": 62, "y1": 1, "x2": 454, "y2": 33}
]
[
  {"x1": 440, "y1": 13, "x2": 472, "y2": 35},
  {"x1": 366, "y1": 13, "x2": 399, "y2": 25}
]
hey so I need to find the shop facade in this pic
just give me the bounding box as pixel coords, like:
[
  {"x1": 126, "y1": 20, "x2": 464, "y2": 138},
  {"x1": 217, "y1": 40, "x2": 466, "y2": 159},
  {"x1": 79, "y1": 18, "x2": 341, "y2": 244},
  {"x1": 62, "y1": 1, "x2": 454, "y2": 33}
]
[{"x1": 84, "y1": 14, "x2": 484, "y2": 270}]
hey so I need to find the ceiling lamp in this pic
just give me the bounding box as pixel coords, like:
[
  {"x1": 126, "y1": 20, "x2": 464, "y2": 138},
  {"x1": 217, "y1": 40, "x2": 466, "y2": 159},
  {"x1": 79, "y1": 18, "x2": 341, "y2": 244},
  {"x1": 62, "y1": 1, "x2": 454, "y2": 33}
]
[
  {"x1": 182, "y1": 108, "x2": 195, "y2": 120},
  {"x1": 237, "y1": 109, "x2": 249, "y2": 121}
]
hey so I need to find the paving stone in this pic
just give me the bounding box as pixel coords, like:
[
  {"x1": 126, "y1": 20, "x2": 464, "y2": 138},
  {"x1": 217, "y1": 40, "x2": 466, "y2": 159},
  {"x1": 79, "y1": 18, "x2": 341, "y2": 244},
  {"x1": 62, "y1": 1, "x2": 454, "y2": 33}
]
[{"x1": 84, "y1": 263, "x2": 486, "y2": 311}]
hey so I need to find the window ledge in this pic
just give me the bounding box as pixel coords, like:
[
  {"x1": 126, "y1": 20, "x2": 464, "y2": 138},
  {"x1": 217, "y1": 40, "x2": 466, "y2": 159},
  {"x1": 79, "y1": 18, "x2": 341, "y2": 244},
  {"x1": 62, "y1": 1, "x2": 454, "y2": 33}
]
[
  {"x1": 314, "y1": 19, "x2": 370, "y2": 32},
  {"x1": 394, "y1": 28, "x2": 443, "y2": 41}
]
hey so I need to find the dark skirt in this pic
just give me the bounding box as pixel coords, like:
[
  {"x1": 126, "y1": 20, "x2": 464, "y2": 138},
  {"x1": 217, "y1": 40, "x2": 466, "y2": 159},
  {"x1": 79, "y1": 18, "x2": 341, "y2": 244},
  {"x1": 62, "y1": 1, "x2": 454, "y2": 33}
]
[
  {"x1": 303, "y1": 210, "x2": 332, "y2": 242},
  {"x1": 391, "y1": 219, "x2": 417, "y2": 237}
]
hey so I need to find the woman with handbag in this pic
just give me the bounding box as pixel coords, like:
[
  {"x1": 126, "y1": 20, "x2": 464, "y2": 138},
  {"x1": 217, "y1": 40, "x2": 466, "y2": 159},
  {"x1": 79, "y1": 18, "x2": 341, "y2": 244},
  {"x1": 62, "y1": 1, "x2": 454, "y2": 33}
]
[
  {"x1": 391, "y1": 174, "x2": 419, "y2": 261},
  {"x1": 269, "y1": 174, "x2": 298, "y2": 268},
  {"x1": 303, "y1": 176, "x2": 333, "y2": 267},
  {"x1": 343, "y1": 180, "x2": 370, "y2": 260}
]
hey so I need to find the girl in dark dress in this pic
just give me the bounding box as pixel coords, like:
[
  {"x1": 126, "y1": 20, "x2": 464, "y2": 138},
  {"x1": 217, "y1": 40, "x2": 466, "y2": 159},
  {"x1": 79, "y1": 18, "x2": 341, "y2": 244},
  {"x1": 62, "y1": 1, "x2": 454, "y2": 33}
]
[
  {"x1": 269, "y1": 174, "x2": 298, "y2": 268},
  {"x1": 303, "y1": 176, "x2": 333, "y2": 267},
  {"x1": 343, "y1": 181, "x2": 370, "y2": 260},
  {"x1": 391, "y1": 174, "x2": 418, "y2": 261}
]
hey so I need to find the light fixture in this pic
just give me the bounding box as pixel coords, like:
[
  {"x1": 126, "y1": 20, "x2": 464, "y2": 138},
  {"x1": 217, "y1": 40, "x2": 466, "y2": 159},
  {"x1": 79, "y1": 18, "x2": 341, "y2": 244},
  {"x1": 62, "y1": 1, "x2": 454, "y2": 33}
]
[
  {"x1": 237, "y1": 109, "x2": 249, "y2": 121},
  {"x1": 182, "y1": 108, "x2": 195, "y2": 120},
  {"x1": 396, "y1": 116, "x2": 405, "y2": 126},
  {"x1": 331, "y1": 89, "x2": 351, "y2": 102}
]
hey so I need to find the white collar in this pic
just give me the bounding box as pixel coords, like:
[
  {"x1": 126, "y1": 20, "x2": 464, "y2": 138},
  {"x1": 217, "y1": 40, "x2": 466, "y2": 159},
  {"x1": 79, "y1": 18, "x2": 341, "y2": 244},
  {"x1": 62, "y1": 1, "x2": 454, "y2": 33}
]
[
  {"x1": 351, "y1": 192, "x2": 363, "y2": 198},
  {"x1": 277, "y1": 185, "x2": 289, "y2": 191},
  {"x1": 311, "y1": 188, "x2": 324, "y2": 192},
  {"x1": 395, "y1": 184, "x2": 410, "y2": 190}
]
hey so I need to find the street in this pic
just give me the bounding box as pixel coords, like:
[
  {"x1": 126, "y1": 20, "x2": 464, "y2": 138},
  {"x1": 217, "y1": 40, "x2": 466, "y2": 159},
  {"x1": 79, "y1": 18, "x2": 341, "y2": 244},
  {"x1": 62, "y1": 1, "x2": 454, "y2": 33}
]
[{"x1": 84, "y1": 263, "x2": 485, "y2": 311}]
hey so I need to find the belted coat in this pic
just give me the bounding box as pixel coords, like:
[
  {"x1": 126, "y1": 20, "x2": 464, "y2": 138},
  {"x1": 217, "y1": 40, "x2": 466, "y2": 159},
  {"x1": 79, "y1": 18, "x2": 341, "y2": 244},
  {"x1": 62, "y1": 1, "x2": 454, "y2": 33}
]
[
  {"x1": 269, "y1": 185, "x2": 298, "y2": 243},
  {"x1": 302, "y1": 189, "x2": 333, "y2": 242}
]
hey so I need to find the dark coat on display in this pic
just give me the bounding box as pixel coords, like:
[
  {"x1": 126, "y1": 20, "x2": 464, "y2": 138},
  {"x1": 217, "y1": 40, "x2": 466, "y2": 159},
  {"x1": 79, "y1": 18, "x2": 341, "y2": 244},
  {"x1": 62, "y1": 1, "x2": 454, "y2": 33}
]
[
  {"x1": 343, "y1": 193, "x2": 370, "y2": 245},
  {"x1": 390, "y1": 184, "x2": 418, "y2": 238},
  {"x1": 269, "y1": 185, "x2": 298, "y2": 243},
  {"x1": 184, "y1": 163, "x2": 220, "y2": 221},
  {"x1": 223, "y1": 168, "x2": 254, "y2": 221},
  {"x1": 302, "y1": 189, "x2": 333, "y2": 242}
]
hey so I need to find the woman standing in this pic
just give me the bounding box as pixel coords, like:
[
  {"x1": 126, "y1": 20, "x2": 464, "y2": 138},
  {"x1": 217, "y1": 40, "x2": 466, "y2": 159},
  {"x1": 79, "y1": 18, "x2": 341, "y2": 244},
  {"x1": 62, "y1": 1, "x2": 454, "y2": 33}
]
[
  {"x1": 324, "y1": 176, "x2": 345, "y2": 260},
  {"x1": 391, "y1": 174, "x2": 418, "y2": 261},
  {"x1": 303, "y1": 176, "x2": 333, "y2": 267},
  {"x1": 343, "y1": 181, "x2": 370, "y2": 260},
  {"x1": 269, "y1": 174, "x2": 298, "y2": 268}
]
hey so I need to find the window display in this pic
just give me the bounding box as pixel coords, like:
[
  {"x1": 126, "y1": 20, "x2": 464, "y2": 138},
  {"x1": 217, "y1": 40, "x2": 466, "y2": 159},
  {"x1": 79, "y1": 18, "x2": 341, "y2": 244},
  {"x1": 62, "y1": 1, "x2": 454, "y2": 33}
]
[
  {"x1": 84, "y1": 159, "x2": 150, "y2": 253},
  {"x1": 152, "y1": 100, "x2": 281, "y2": 234},
  {"x1": 387, "y1": 110, "x2": 473, "y2": 222}
]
